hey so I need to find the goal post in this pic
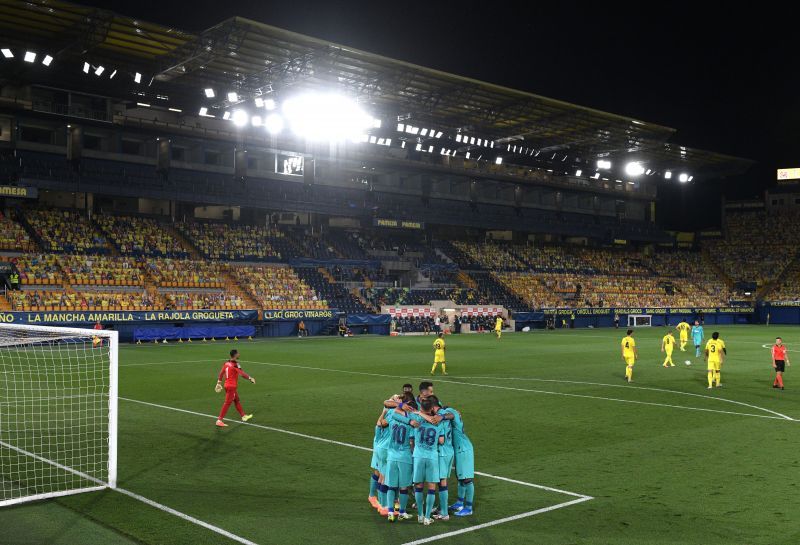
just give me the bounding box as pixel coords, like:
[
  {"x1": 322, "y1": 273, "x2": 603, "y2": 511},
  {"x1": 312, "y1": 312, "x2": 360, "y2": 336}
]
[
  {"x1": 0, "y1": 323, "x2": 118, "y2": 507},
  {"x1": 627, "y1": 314, "x2": 652, "y2": 328}
]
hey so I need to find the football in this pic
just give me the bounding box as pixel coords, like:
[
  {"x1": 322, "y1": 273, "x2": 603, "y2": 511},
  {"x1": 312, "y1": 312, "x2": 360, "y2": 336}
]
[{"x1": 685, "y1": 360, "x2": 692, "y2": 365}]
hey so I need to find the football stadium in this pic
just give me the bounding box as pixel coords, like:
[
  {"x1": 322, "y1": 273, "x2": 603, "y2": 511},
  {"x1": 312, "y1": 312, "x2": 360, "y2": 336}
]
[{"x1": 0, "y1": 2, "x2": 797, "y2": 544}]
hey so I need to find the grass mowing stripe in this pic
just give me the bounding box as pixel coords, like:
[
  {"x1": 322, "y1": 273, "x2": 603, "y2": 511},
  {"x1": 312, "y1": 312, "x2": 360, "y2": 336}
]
[
  {"x1": 235, "y1": 359, "x2": 797, "y2": 422},
  {"x1": 0, "y1": 439, "x2": 259, "y2": 545},
  {"x1": 398, "y1": 496, "x2": 594, "y2": 545},
  {"x1": 121, "y1": 355, "x2": 796, "y2": 421},
  {"x1": 119, "y1": 397, "x2": 591, "y2": 498}
]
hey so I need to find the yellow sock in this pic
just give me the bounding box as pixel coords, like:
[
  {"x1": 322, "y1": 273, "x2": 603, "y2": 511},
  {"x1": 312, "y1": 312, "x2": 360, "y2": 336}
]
[
  {"x1": 431, "y1": 363, "x2": 438, "y2": 374},
  {"x1": 708, "y1": 372, "x2": 714, "y2": 387},
  {"x1": 663, "y1": 356, "x2": 670, "y2": 366},
  {"x1": 625, "y1": 366, "x2": 632, "y2": 380},
  {"x1": 441, "y1": 364, "x2": 446, "y2": 374},
  {"x1": 715, "y1": 371, "x2": 721, "y2": 385}
]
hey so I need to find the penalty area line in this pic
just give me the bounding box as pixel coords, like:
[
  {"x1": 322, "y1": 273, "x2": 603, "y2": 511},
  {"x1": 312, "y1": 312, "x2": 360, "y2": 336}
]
[
  {"x1": 399, "y1": 496, "x2": 593, "y2": 545},
  {"x1": 0, "y1": 439, "x2": 259, "y2": 545}
]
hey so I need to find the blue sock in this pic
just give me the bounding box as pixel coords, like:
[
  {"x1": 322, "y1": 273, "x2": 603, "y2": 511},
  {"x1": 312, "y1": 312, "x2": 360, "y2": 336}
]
[
  {"x1": 369, "y1": 474, "x2": 379, "y2": 497},
  {"x1": 425, "y1": 490, "x2": 436, "y2": 518},
  {"x1": 414, "y1": 487, "x2": 424, "y2": 515},
  {"x1": 387, "y1": 487, "x2": 398, "y2": 514},
  {"x1": 399, "y1": 490, "x2": 409, "y2": 514},
  {"x1": 379, "y1": 484, "x2": 388, "y2": 507},
  {"x1": 457, "y1": 481, "x2": 465, "y2": 501},
  {"x1": 465, "y1": 482, "x2": 474, "y2": 505},
  {"x1": 438, "y1": 486, "x2": 448, "y2": 515}
]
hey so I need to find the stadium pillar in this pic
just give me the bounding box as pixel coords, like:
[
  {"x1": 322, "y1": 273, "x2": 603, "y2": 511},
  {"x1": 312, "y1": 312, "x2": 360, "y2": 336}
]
[
  {"x1": 234, "y1": 149, "x2": 247, "y2": 182},
  {"x1": 156, "y1": 138, "x2": 171, "y2": 173},
  {"x1": 66, "y1": 125, "x2": 82, "y2": 163},
  {"x1": 303, "y1": 158, "x2": 315, "y2": 186}
]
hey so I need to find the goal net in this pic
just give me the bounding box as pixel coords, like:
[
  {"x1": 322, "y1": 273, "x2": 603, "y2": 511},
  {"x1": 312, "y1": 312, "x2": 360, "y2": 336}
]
[
  {"x1": 627, "y1": 315, "x2": 652, "y2": 327},
  {"x1": 0, "y1": 323, "x2": 118, "y2": 507}
]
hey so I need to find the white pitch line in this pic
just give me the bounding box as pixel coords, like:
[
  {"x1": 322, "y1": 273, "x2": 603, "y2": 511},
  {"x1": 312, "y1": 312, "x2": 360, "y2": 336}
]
[
  {"x1": 443, "y1": 375, "x2": 796, "y2": 421},
  {"x1": 399, "y1": 496, "x2": 594, "y2": 545},
  {"x1": 119, "y1": 397, "x2": 590, "y2": 499},
  {"x1": 236, "y1": 359, "x2": 797, "y2": 422},
  {"x1": 0, "y1": 439, "x2": 258, "y2": 545},
  {"x1": 120, "y1": 356, "x2": 798, "y2": 421}
]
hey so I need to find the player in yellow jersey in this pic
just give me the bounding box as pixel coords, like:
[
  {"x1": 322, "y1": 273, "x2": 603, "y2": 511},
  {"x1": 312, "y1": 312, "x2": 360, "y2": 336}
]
[
  {"x1": 675, "y1": 321, "x2": 691, "y2": 351},
  {"x1": 704, "y1": 331, "x2": 726, "y2": 388},
  {"x1": 621, "y1": 329, "x2": 637, "y2": 383},
  {"x1": 494, "y1": 316, "x2": 503, "y2": 340},
  {"x1": 432, "y1": 332, "x2": 447, "y2": 375},
  {"x1": 661, "y1": 331, "x2": 675, "y2": 367}
]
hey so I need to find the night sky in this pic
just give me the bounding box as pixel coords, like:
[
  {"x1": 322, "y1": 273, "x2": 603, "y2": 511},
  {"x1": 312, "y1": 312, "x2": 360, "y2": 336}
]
[{"x1": 82, "y1": 1, "x2": 797, "y2": 228}]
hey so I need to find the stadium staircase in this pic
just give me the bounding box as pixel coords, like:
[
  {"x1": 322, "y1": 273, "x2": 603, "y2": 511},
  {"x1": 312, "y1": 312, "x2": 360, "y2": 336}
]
[
  {"x1": 456, "y1": 271, "x2": 478, "y2": 290},
  {"x1": 163, "y1": 224, "x2": 203, "y2": 259},
  {"x1": 757, "y1": 252, "x2": 800, "y2": 300},
  {"x1": 221, "y1": 268, "x2": 259, "y2": 309},
  {"x1": 701, "y1": 248, "x2": 734, "y2": 290}
]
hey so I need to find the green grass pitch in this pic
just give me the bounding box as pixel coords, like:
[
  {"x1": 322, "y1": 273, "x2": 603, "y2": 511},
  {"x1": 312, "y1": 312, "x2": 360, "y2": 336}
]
[{"x1": 1, "y1": 325, "x2": 799, "y2": 545}]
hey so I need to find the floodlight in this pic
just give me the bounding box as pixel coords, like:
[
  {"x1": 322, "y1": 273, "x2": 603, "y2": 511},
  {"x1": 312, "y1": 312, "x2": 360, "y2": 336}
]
[
  {"x1": 227, "y1": 91, "x2": 238, "y2": 103},
  {"x1": 264, "y1": 113, "x2": 284, "y2": 134},
  {"x1": 1, "y1": 49, "x2": 12, "y2": 58},
  {"x1": 199, "y1": 107, "x2": 209, "y2": 116},
  {"x1": 42, "y1": 55, "x2": 53, "y2": 66},
  {"x1": 420, "y1": 128, "x2": 429, "y2": 137},
  {"x1": 688, "y1": 176, "x2": 694, "y2": 181},
  {"x1": 109, "y1": 69, "x2": 117, "y2": 79},
  {"x1": 204, "y1": 88, "x2": 215, "y2": 98},
  {"x1": 136, "y1": 102, "x2": 150, "y2": 108},
  {"x1": 624, "y1": 162, "x2": 645, "y2": 176},
  {"x1": 24, "y1": 51, "x2": 36, "y2": 63},
  {"x1": 168, "y1": 107, "x2": 182, "y2": 113},
  {"x1": 592, "y1": 172, "x2": 600, "y2": 179},
  {"x1": 575, "y1": 170, "x2": 582, "y2": 176},
  {"x1": 232, "y1": 110, "x2": 248, "y2": 127},
  {"x1": 678, "y1": 173, "x2": 689, "y2": 183},
  {"x1": 495, "y1": 157, "x2": 503, "y2": 165},
  {"x1": 435, "y1": 131, "x2": 443, "y2": 138},
  {"x1": 251, "y1": 116, "x2": 262, "y2": 127},
  {"x1": 415, "y1": 143, "x2": 422, "y2": 151},
  {"x1": 83, "y1": 62, "x2": 90, "y2": 73},
  {"x1": 223, "y1": 111, "x2": 231, "y2": 120},
  {"x1": 470, "y1": 137, "x2": 476, "y2": 145},
  {"x1": 397, "y1": 123, "x2": 405, "y2": 132},
  {"x1": 384, "y1": 139, "x2": 391, "y2": 146},
  {"x1": 134, "y1": 72, "x2": 142, "y2": 83},
  {"x1": 281, "y1": 93, "x2": 375, "y2": 142},
  {"x1": 456, "y1": 134, "x2": 462, "y2": 143},
  {"x1": 369, "y1": 136, "x2": 377, "y2": 144},
  {"x1": 664, "y1": 171, "x2": 672, "y2": 179},
  {"x1": 465, "y1": 152, "x2": 471, "y2": 159},
  {"x1": 597, "y1": 160, "x2": 612, "y2": 170},
  {"x1": 263, "y1": 98, "x2": 276, "y2": 110},
  {"x1": 373, "y1": 119, "x2": 382, "y2": 129},
  {"x1": 94, "y1": 65, "x2": 104, "y2": 76},
  {"x1": 428, "y1": 145, "x2": 434, "y2": 153}
]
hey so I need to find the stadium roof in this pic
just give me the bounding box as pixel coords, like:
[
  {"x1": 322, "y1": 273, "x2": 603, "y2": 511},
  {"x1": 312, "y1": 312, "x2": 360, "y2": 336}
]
[{"x1": 0, "y1": 0, "x2": 753, "y2": 178}]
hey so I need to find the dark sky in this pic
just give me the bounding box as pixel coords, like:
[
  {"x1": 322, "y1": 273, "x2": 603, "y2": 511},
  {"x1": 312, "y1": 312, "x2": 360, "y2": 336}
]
[{"x1": 84, "y1": 1, "x2": 798, "y2": 226}]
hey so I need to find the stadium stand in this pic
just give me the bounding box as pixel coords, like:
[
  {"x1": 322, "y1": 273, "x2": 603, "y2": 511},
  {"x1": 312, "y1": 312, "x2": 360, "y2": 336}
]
[
  {"x1": 24, "y1": 209, "x2": 110, "y2": 254},
  {"x1": 0, "y1": 212, "x2": 35, "y2": 252},
  {"x1": 95, "y1": 215, "x2": 190, "y2": 258},
  {"x1": 57, "y1": 254, "x2": 143, "y2": 286},
  {"x1": 231, "y1": 265, "x2": 326, "y2": 309},
  {"x1": 178, "y1": 222, "x2": 284, "y2": 261},
  {"x1": 146, "y1": 259, "x2": 226, "y2": 289}
]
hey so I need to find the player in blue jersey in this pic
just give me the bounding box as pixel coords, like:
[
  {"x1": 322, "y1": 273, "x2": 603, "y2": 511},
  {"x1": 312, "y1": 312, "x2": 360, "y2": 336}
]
[
  {"x1": 429, "y1": 396, "x2": 454, "y2": 521},
  {"x1": 691, "y1": 320, "x2": 705, "y2": 358},
  {"x1": 411, "y1": 398, "x2": 445, "y2": 526},
  {"x1": 439, "y1": 405, "x2": 475, "y2": 516},
  {"x1": 384, "y1": 399, "x2": 421, "y2": 522},
  {"x1": 369, "y1": 408, "x2": 388, "y2": 511}
]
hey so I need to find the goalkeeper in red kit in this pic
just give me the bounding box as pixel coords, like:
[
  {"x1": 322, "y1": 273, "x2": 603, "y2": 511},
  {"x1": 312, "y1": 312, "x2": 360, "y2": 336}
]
[{"x1": 215, "y1": 349, "x2": 255, "y2": 427}]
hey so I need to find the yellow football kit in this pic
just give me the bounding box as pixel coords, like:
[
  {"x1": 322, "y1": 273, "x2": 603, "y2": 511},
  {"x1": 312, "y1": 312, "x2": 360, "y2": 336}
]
[
  {"x1": 662, "y1": 334, "x2": 675, "y2": 367},
  {"x1": 622, "y1": 335, "x2": 636, "y2": 381},
  {"x1": 705, "y1": 338, "x2": 726, "y2": 387},
  {"x1": 432, "y1": 338, "x2": 446, "y2": 375}
]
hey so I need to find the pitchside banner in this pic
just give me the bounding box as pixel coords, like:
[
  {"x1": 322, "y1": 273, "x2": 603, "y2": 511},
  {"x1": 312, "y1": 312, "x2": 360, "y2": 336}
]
[
  {"x1": 544, "y1": 307, "x2": 755, "y2": 316},
  {"x1": 262, "y1": 309, "x2": 337, "y2": 320},
  {"x1": 0, "y1": 309, "x2": 258, "y2": 325},
  {"x1": 0, "y1": 185, "x2": 38, "y2": 199}
]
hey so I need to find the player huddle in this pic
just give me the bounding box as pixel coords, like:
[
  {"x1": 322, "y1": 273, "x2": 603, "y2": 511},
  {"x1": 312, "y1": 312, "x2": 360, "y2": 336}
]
[{"x1": 368, "y1": 382, "x2": 475, "y2": 525}]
